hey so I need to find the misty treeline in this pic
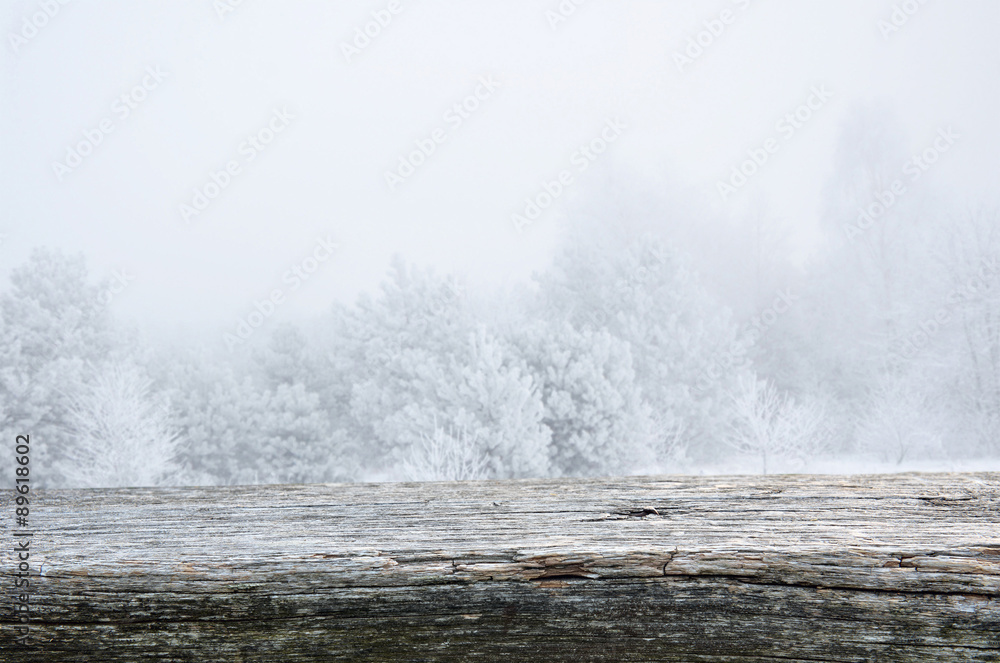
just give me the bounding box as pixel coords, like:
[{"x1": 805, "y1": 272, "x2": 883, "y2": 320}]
[{"x1": 3, "y1": 119, "x2": 999, "y2": 488}]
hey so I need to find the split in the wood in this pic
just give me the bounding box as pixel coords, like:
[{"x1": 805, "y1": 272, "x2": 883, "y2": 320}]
[{"x1": 584, "y1": 506, "x2": 664, "y2": 521}]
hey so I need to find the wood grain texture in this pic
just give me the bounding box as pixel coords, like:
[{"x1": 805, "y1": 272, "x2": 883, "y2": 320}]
[{"x1": 2, "y1": 472, "x2": 999, "y2": 662}]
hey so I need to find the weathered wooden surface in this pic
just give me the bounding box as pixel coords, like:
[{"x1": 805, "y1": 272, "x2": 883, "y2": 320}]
[{"x1": 2, "y1": 472, "x2": 999, "y2": 662}]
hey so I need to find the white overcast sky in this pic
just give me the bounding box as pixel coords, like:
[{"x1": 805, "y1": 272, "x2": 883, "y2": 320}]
[{"x1": 2, "y1": 0, "x2": 998, "y2": 341}]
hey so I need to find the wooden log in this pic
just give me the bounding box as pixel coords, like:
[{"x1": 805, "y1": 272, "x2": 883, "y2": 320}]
[{"x1": 2, "y1": 472, "x2": 999, "y2": 661}]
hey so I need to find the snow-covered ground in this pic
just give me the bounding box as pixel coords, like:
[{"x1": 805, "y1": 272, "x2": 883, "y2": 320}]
[{"x1": 644, "y1": 455, "x2": 1000, "y2": 478}]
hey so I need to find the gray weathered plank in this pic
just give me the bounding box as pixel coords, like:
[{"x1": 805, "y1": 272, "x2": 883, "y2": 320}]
[{"x1": 2, "y1": 472, "x2": 999, "y2": 661}]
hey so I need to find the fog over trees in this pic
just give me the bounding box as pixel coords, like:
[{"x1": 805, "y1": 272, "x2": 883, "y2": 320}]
[
  {"x1": 3, "y1": 118, "x2": 998, "y2": 487},
  {"x1": 3, "y1": 2, "x2": 997, "y2": 488}
]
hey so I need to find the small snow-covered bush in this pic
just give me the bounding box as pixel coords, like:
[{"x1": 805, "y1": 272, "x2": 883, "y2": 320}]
[
  {"x1": 723, "y1": 375, "x2": 830, "y2": 474},
  {"x1": 401, "y1": 423, "x2": 488, "y2": 482}
]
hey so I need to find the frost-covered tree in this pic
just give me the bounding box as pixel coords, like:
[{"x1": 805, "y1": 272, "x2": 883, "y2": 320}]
[
  {"x1": 512, "y1": 321, "x2": 654, "y2": 477},
  {"x1": 723, "y1": 375, "x2": 830, "y2": 474},
  {"x1": 368, "y1": 327, "x2": 551, "y2": 480},
  {"x1": 333, "y1": 258, "x2": 554, "y2": 479},
  {"x1": 159, "y1": 347, "x2": 353, "y2": 486},
  {"x1": 0, "y1": 248, "x2": 127, "y2": 487},
  {"x1": 915, "y1": 207, "x2": 1000, "y2": 457},
  {"x1": 251, "y1": 323, "x2": 315, "y2": 388},
  {"x1": 57, "y1": 361, "x2": 182, "y2": 488},
  {"x1": 342, "y1": 257, "x2": 471, "y2": 466},
  {"x1": 819, "y1": 103, "x2": 912, "y2": 244},
  {"x1": 855, "y1": 376, "x2": 945, "y2": 465},
  {"x1": 534, "y1": 234, "x2": 743, "y2": 464},
  {"x1": 738, "y1": 109, "x2": 956, "y2": 473},
  {"x1": 442, "y1": 327, "x2": 550, "y2": 478}
]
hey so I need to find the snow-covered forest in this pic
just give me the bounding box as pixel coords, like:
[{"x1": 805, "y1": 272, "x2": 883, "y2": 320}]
[
  {"x1": 3, "y1": 2, "x2": 999, "y2": 488},
  {"x1": 3, "y1": 189, "x2": 999, "y2": 488}
]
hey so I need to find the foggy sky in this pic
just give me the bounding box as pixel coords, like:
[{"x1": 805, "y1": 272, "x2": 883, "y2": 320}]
[{"x1": 2, "y1": 0, "x2": 998, "y2": 344}]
